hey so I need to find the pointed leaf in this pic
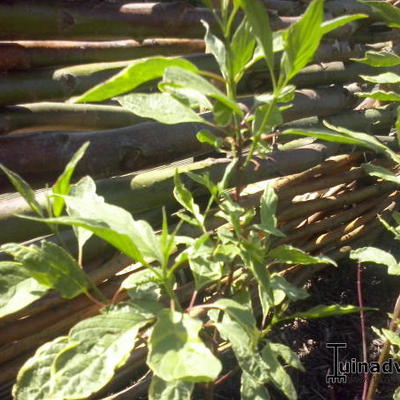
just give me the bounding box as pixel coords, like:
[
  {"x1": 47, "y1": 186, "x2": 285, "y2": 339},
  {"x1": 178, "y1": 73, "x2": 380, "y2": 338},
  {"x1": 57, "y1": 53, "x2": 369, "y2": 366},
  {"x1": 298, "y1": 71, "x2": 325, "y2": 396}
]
[
  {"x1": 149, "y1": 376, "x2": 194, "y2": 400},
  {"x1": 0, "y1": 261, "x2": 48, "y2": 318},
  {"x1": 1, "y1": 241, "x2": 91, "y2": 299},
  {"x1": 362, "y1": 163, "x2": 400, "y2": 186},
  {"x1": 52, "y1": 142, "x2": 89, "y2": 217},
  {"x1": 259, "y1": 183, "x2": 285, "y2": 237},
  {"x1": 353, "y1": 50, "x2": 400, "y2": 67},
  {"x1": 235, "y1": 0, "x2": 273, "y2": 75},
  {"x1": 282, "y1": 304, "x2": 367, "y2": 321},
  {"x1": 116, "y1": 93, "x2": 205, "y2": 124},
  {"x1": 281, "y1": 0, "x2": 324, "y2": 82},
  {"x1": 270, "y1": 273, "x2": 309, "y2": 304},
  {"x1": 51, "y1": 303, "x2": 154, "y2": 399},
  {"x1": 148, "y1": 309, "x2": 222, "y2": 382},
  {"x1": 74, "y1": 57, "x2": 198, "y2": 103},
  {"x1": 350, "y1": 246, "x2": 400, "y2": 275},
  {"x1": 269, "y1": 245, "x2": 337, "y2": 266},
  {"x1": 202, "y1": 20, "x2": 228, "y2": 79},
  {"x1": 381, "y1": 328, "x2": 400, "y2": 347},
  {"x1": 0, "y1": 164, "x2": 43, "y2": 217},
  {"x1": 24, "y1": 194, "x2": 163, "y2": 264},
  {"x1": 321, "y1": 14, "x2": 367, "y2": 35},
  {"x1": 231, "y1": 18, "x2": 257, "y2": 81}
]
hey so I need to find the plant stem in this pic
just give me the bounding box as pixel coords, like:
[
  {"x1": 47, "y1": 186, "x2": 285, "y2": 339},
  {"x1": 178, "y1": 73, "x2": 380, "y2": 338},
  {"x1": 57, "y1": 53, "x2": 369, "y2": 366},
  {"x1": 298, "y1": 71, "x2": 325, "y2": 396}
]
[{"x1": 356, "y1": 262, "x2": 369, "y2": 400}]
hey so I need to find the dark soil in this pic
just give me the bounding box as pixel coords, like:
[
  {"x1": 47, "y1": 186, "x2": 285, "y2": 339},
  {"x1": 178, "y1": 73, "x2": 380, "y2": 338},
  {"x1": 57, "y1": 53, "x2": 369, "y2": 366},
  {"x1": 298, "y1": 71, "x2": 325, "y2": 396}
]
[{"x1": 212, "y1": 233, "x2": 400, "y2": 400}]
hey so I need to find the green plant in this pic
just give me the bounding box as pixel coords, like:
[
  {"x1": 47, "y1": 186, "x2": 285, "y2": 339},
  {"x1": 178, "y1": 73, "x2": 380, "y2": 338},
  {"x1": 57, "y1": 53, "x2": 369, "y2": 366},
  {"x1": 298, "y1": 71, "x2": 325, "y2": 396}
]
[{"x1": 0, "y1": 1, "x2": 370, "y2": 399}]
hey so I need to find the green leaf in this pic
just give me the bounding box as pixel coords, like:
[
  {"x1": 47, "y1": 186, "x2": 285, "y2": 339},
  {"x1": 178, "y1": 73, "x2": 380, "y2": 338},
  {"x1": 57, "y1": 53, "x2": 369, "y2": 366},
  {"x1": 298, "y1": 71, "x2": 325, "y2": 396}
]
[
  {"x1": 381, "y1": 328, "x2": 400, "y2": 347},
  {"x1": 258, "y1": 183, "x2": 285, "y2": 237},
  {"x1": 74, "y1": 57, "x2": 198, "y2": 103},
  {"x1": 121, "y1": 268, "x2": 162, "y2": 303},
  {"x1": 241, "y1": 372, "x2": 271, "y2": 400},
  {"x1": 261, "y1": 342, "x2": 297, "y2": 400},
  {"x1": 51, "y1": 303, "x2": 153, "y2": 399},
  {"x1": 395, "y1": 387, "x2": 400, "y2": 400},
  {"x1": 360, "y1": 72, "x2": 400, "y2": 84},
  {"x1": 321, "y1": 14, "x2": 367, "y2": 35},
  {"x1": 350, "y1": 246, "x2": 400, "y2": 275},
  {"x1": 174, "y1": 170, "x2": 204, "y2": 226},
  {"x1": 353, "y1": 50, "x2": 400, "y2": 67},
  {"x1": 268, "y1": 245, "x2": 337, "y2": 266},
  {"x1": 269, "y1": 342, "x2": 304, "y2": 371},
  {"x1": 280, "y1": 0, "x2": 324, "y2": 82},
  {"x1": 149, "y1": 376, "x2": 194, "y2": 400},
  {"x1": 0, "y1": 261, "x2": 48, "y2": 318},
  {"x1": 187, "y1": 235, "x2": 222, "y2": 290},
  {"x1": 270, "y1": 273, "x2": 309, "y2": 304},
  {"x1": 67, "y1": 176, "x2": 98, "y2": 253},
  {"x1": 214, "y1": 297, "x2": 258, "y2": 338},
  {"x1": 116, "y1": 93, "x2": 205, "y2": 124},
  {"x1": 282, "y1": 304, "x2": 366, "y2": 321},
  {"x1": 231, "y1": 18, "x2": 257, "y2": 82},
  {"x1": 196, "y1": 129, "x2": 223, "y2": 148},
  {"x1": 1, "y1": 241, "x2": 91, "y2": 299},
  {"x1": 0, "y1": 164, "x2": 43, "y2": 217},
  {"x1": 235, "y1": 0, "x2": 274, "y2": 77},
  {"x1": 148, "y1": 309, "x2": 222, "y2": 382},
  {"x1": 13, "y1": 336, "x2": 69, "y2": 400},
  {"x1": 362, "y1": 163, "x2": 400, "y2": 186},
  {"x1": 359, "y1": 1, "x2": 400, "y2": 28},
  {"x1": 213, "y1": 315, "x2": 270, "y2": 382},
  {"x1": 52, "y1": 142, "x2": 89, "y2": 217},
  {"x1": 356, "y1": 90, "x2": 400, "y2": 102},
  {"x1": 163, "y1": 67, "x2": 243, "y2": 116},
  {"x1": 202, "y1": 20, "x2": 228, "y2": 79},
  {"x1": 25, "y1": 194, "x2": 163, "y2": 264}
]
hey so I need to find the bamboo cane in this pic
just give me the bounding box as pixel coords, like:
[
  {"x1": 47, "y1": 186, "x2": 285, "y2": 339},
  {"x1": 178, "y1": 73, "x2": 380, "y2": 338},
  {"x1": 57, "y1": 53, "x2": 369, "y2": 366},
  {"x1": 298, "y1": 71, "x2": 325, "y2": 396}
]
[{"x1": 0, "y1": 39, "x2": 205, "y2": 71}]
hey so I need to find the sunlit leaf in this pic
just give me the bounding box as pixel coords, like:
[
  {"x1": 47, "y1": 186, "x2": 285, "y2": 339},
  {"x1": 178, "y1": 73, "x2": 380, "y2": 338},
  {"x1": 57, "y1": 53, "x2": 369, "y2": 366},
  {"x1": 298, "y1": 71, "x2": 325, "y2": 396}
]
[
  {"x1": 1, "y1": 241, "x2": 91, "y2": 299},
  {"x1": 148, "y1": 309, "x2": 222, "y2": 382},
  {"x1": 350, "y1": 246, "x2": 400, "y2": 275},
  {"x1": 0, "y1": 164, "x2": 43, "y2": 217},
  {"x1": 353, "y1": 50, "x2": 400, "y2": 67},
  {"x1": 258, "y1": 183, "x2": 285, "y2": 237},
  {"x1": 360, "y1": 72, "x2": 400, "y2": 84},
  {"x1": 116, "y1": 93, "x2": 205, "y2": 124},
  {"x1": 356, "y1": 90, "x2": 400, "y2": 102},
  {"x1": 268, "y1": 245, "x2": 337, "y2": 266},
  {"x1": 163, "y1": 67, "x2": 243, "y2": 115},
  {"x1": 321, "y1": 14, "x2": 367, "y2": 35},
  {"x1": 149, "y1": 375, "x2": 194, "y2": 400},
  {"x1": 0, "y1": 261, "x2": 48, "y2": 318},
  {"x1": 280, "y1": 0, "x2": 324, "y2": 82},
  {"x1": 51, "y1": 303, "x2": 154, "y2": 398},
  {"x1": 234, "y1": 0, "x2": 274, "y2": 77},
  {"x1": 362, "y1": 163, "x2": 400, "y2": 186},
  {"x1": 13, "y1": 337, "x2": 69, "y2": 400},
  {"x1": 282, "y1": 304, "x2": 368, "y2": 321},
  {"x1": 241, "y1": 371, "x2": 271, "y2": 400},
  {"x1": 52, "y1": 142, "x2": 89, "y2": 217},
  {"x1": 74, "y1": 57, "x2": 198, "y2": 103},
  {"x1": 359, "y1": 1, "x2": 400, "y2": 28},
  {"x1": 67, "y1": 176, "x2": 98, "y2": 253}
]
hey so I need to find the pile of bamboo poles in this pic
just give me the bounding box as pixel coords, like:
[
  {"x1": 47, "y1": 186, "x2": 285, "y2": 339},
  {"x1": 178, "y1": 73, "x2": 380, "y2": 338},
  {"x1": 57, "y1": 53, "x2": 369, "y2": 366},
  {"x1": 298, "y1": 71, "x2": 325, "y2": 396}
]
[{"x1": 0, "y1": 0, "x2": 399, "y2": 399}]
